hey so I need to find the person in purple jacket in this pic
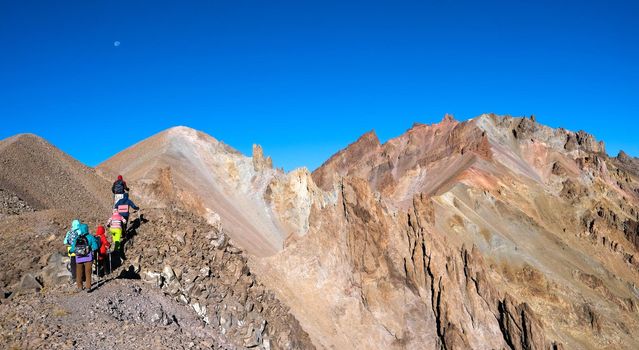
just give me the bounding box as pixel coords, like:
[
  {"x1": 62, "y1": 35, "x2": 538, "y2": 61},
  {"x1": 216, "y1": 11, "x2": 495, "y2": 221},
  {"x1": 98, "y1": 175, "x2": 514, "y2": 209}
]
[{"x1": 70, "y1": 223, "x2": 100, "y2": 292}]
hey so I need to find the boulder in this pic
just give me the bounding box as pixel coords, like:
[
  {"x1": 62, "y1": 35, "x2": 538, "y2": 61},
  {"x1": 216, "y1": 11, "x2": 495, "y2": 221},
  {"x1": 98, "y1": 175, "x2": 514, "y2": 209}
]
[
  {"x1": 211, "y1": 232, "x2": 228, "y2": 250},
  {"x1": 18, "y1": 273, "x2": 42, "y2": 293},
  {"x1": 162, "y1": 265, "x2": 176, "y2": 283},
  {"x1": 41, "y1": 253, "x2": 71, "y2": 286}
]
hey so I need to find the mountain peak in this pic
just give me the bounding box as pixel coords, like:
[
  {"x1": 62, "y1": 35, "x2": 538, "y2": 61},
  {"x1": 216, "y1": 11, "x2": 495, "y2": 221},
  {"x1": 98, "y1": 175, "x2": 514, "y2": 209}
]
[
  {"x1": 442, "y1": 113, "x2": 456, "y2": 123},
  {"x1": 2, "y1": 133, "x2": 48, "y2": 147},
  {"x1": 165, "y1": 125, "x2": 198, "y2": 134}
]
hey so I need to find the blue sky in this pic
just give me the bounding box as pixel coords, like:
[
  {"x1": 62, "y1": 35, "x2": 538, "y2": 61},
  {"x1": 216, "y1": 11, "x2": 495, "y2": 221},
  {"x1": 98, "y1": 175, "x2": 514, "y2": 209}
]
[{"x1": 1, "y1": 0, "x2": 638, "y2": 171}]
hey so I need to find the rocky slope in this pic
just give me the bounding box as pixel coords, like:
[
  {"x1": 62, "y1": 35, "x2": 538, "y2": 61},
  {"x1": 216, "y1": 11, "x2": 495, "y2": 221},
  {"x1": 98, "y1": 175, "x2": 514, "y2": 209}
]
[
  {"x1": 0, "y1": 134, "x2": 112, "y2": 217},
  {"x1": 0, "y1": 207, "x2": 313, "y2": 350},
  {"x1": 128, "y1": 208, "x2": 314, "y2": 349},
  {"x1": 98, "y1": 127, "x2": 291, "y2": 257},
  {"x1": 0, "y1": 134, "x2": 313, "y2": 350}
]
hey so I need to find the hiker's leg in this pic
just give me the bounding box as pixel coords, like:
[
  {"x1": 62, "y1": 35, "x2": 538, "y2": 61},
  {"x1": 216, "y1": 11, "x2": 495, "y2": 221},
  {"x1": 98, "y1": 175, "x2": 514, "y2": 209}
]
[
  {"x1": 84, "y1": 262, "x2": 92, "y2": 289},
  {"x1": 76, "y1": 262, "x2": 83, "y2": 288},
  {"x1": 113, "y1": 229, "x2": 122, "y2": 252},
  {"x1": 110, "y1": 228, "x2": 117, "y2": 250},
  {"x1": 70, "y1": 256, "x2": 76, "y2": 280}
]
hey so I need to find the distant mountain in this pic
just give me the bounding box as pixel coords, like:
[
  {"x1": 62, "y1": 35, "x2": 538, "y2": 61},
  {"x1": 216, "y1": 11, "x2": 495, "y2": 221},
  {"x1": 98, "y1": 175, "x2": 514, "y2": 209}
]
[{"x1": 0, "y1": 133, "x2": 111, "y2": 216}]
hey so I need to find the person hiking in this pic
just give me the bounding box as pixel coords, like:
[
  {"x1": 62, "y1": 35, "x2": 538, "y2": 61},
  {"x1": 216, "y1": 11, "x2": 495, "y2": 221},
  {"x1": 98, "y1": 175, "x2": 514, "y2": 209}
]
[
  {"x1": 111, "y1": 175, "x2": 129, "y2": 205},
  {"x1": 114, "y1": 193, "x2": 139, "y2": 233},
  {"x1": 70, "y1": 223, "x2": 99, "y2": 292},
  {"x1": 106, "y1": 209, "x2": 126, "y2": 253},
  {"x1": 111, "y1": 175, "x2": 129, "y2": 194},
  {"x1": 63, "y1": 219, "x2": 82, "y2": 283},
  {"x1": 94, "y1": 225, "x2": 111, "y2": 276}
]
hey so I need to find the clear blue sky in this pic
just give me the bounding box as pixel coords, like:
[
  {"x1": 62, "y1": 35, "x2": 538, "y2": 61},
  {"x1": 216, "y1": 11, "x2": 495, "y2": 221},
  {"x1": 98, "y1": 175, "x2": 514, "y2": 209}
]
[{"x1": 1, "y1": 0, "x2": 638, "y2": 171}]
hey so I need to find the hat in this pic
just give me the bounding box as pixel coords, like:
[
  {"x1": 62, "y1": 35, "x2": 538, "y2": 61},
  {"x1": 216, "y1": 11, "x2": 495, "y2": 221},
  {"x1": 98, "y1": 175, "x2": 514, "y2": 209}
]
[{"x1": 117, "y1": 175, "x2": 123, "y2": 180}]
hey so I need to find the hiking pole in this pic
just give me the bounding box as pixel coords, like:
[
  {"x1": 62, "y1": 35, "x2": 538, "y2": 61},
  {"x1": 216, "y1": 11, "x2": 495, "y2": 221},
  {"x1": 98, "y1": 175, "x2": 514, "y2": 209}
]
[
  {"x1": 109, "y1": 250, "x2": 112, "y2": 275},
  {"x1": 93, "y1": 252, "x2": 98, "y2": 289}
]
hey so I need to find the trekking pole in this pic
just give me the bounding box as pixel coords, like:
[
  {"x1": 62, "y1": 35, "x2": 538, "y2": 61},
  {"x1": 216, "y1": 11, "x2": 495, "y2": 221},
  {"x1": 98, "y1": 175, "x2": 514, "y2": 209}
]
[
  {"x1": 93, "y1": 252, "x2": 99, "y2": 288},
  {"x1": 109, "y1": 250, "x2": 112, "y2": 275}
]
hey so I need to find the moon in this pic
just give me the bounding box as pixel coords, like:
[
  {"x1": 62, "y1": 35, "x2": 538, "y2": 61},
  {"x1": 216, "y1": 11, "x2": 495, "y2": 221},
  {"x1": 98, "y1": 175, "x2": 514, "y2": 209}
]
[{"x1": 114, "y1": 41, "x2": 121, "y2": 47}]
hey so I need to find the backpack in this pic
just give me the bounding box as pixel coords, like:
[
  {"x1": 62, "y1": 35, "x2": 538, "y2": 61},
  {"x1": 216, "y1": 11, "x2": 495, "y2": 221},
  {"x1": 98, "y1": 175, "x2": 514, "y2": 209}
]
[
  {"x1": 75, "y1": 235, "x2": 91, "y2": 257},
  {"x1": 113, "y1": 180, "x2": 125, "y2": 194},
  {"x1": 67, "y1": 229, "x2": 80, "y2": 246}
]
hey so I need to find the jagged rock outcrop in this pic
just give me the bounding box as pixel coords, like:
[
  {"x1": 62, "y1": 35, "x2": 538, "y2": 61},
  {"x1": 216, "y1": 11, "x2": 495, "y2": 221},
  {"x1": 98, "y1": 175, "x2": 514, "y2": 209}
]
[
  {"x1": 252, "y1": 144, "x2": 273, "y2": 172},
  {"x1": 498, "y1": 296, "x2": 546, "y2": 350},
  {"x1": 126, "y1": 208, "x2": 314, "y2": 350}
]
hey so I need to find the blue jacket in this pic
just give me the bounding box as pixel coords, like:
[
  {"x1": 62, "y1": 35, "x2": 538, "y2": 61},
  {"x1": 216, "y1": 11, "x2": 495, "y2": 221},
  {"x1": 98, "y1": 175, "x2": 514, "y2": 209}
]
[
  {"x1": 70, "y1": 224, "x2": 100, "y2": 253},
  {"x1": 63, "y1": 219, "x2": 81, "y2": 245},
  {"x1": 115, "y1": 193, "x2": 139, "y2": 218}
]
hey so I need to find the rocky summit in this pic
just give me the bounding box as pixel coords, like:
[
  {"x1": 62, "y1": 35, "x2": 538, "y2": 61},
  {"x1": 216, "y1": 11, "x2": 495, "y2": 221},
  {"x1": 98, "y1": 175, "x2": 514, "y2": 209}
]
[{"x1": 1, "y1": 114, "x2": 639, "y2": 349}]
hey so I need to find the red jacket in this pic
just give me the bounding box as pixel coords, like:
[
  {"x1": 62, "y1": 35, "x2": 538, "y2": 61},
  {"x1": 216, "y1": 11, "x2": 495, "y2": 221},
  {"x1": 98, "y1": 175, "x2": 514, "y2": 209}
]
[{"x1": 95, "y1": 226, "x2": 111, "y2": 258}]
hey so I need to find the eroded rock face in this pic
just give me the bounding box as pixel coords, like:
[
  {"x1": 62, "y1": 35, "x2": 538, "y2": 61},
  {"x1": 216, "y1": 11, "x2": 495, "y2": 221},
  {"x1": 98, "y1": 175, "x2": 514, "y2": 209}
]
[
  {"x1": 253, "y1": 114, "x2": 639, "y2": 349},
  {"x1": 253, "y1": 177, "x2": 554, "y2": 349},
  {"x1": 498, "y1": 296, "x2": 546, "y2": 350}
]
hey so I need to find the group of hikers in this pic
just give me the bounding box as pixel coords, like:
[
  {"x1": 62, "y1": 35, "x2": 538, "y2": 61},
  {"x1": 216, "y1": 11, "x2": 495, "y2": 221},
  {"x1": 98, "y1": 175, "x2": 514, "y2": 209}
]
[{"x1": 63, "y1": 175, "x2": 140, "y2": 292}]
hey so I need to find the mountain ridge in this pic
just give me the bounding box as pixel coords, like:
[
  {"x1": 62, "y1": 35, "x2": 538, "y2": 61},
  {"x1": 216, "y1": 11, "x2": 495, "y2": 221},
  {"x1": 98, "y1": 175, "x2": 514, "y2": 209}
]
[{"x1": 3, "y1": 114, "x2": 639, "y2": 349}]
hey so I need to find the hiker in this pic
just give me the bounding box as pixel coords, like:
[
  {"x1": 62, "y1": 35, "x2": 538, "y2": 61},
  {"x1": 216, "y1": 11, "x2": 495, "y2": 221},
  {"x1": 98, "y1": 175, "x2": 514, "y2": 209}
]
[
  {"x1": 62, "y1": 219, "x2": 82, "y2": 283},
  {"x1": 114, "y1": 193, "x2": 139, "y2": 233},
  {"x1": 106, "y1": 209, "x2": 126, "y2": 253},
  {"x1": 70, "y1": 223, "x2": 99, "y2": 291},
  {"x1": 94, "y1": 225, "x2": 111, "y2": 276},
  {"x1": 111, "y1": 175, "x2": 129, "y2": 205}
]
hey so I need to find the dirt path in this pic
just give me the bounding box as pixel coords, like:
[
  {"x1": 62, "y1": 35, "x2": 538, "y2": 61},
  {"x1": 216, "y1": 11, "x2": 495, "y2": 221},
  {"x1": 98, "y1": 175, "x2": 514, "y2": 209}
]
[{"x1": 0, "y1": 279, "x2": 240, "y2": 350}]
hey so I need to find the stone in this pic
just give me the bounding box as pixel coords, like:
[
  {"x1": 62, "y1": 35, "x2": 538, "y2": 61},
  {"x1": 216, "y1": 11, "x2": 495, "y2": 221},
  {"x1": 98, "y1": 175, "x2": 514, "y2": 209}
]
[
  {"x1": 211, "y1": 232, "x2": 228, "y2": 250},
  {"x1": 219, "y1": 311, "x2": 232, "y2": 334},
  {"x1": 149, "y1": 307, "x2": 164, "y2": 324},
  {"x1": 174, "y1": 231, "x2": 186, "y2": 245},
  {"x1": 142, "y1": 271, "x2": 162, "y2": 287},
  {"x1": 18, "y1": 273, "x2": 42, "y2": 293},
  {"x1": 199, "y1": 266, "x2": 210, "y2": 278},
  {"x1": 161, "y1": 265, "x2": 176, "y2": 283},
  {"x1": 41, "y1": 253, "x2": 71, "y2": 286},
  {"x1": 178, "y1": 294, "x2": 190, "y2": 304}
]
